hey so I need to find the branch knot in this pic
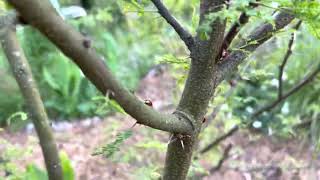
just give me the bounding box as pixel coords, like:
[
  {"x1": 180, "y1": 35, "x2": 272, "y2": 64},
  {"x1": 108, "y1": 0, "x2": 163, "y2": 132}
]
[{"x1": 172, "y1": 110, "x2": 196, "y2": 132}]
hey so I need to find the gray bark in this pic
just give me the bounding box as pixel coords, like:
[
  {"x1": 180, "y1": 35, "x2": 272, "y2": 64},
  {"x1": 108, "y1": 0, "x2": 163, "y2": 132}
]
[{"x1": 1, "y1": 26, "x2": 63, "y2": 180}]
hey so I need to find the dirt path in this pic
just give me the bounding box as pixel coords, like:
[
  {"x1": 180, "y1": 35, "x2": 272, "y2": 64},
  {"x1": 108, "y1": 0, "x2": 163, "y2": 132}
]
[{"x1": 1, "y1": 67, "x2": 319, "y2": 180}]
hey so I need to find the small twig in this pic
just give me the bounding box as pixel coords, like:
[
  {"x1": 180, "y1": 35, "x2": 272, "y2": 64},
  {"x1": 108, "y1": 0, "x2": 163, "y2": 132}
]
[
  {"x1": 253, "y1": 64, "x2": 320, "y2": 117},
  {"x1": 194, "y1": 144, "x2": 233, "y2": 178},
  {"x1": 200, "y1": 126, "x2": 239, "y2": 154},
  {"x1": 226, "y1": 163, "x2": 318, "y2": 173},
  {"x1": 249, "y1": 2, "x2": 287, "y2": 11},
  {"x1": 217, "y1": 1, "x2": 260, "y2": 61},
  {"x1": 278, "y1": 21, "x2": 302, "y2": 98},
  {"x1": 208, "y1": 144, "x2": 233, "y2": 173},
  {"x1": 293, "y1": 119, "x2": 312, "y2": 130},
  {"x1": 151, "y1": 0, "x2": 194, "y2": 51}
]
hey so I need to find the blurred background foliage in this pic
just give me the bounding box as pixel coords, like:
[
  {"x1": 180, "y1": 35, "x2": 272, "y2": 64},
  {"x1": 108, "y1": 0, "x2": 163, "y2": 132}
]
[
  {"x1": 0, "y1": 0, "x2": 318, "y2": 137},
  {"x1": 0, "y1": 0, "x2": 195, "y2": 124},
  {"x1": 0, "y1": 0, "x2": 320, "y2": 178},
  {"x1": 0, "y1": 0, "x2": 318, "y2": 136}
]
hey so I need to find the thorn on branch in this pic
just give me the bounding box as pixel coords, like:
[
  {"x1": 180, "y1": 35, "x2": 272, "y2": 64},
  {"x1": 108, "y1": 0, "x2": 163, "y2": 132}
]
[
  {"x1": 168, "y1": 133, "x2": 192, "y2": 150},
  {"x1": 130, "y1": 121, "x2": 140, "y2": 128}
]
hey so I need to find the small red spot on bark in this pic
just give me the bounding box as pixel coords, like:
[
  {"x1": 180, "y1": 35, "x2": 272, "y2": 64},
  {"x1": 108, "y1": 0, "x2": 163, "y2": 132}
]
[{"x1": 144, "y1": 99, "x2": 153, "y2": 107}]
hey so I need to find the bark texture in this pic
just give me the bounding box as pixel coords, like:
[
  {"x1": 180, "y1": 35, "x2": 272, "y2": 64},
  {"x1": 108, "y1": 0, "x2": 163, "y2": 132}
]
[
  {"x1": 1, "y1": 27, "x2": 62, "y2": 180},
  {"x1": 163, "y1": 1, "x2": 226, "y2": 179}
]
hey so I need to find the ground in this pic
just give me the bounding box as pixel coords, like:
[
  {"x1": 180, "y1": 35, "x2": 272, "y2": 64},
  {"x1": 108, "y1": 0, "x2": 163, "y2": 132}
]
[{"x1": 1, "y1": 66, "x2": 319, "y2": 180}]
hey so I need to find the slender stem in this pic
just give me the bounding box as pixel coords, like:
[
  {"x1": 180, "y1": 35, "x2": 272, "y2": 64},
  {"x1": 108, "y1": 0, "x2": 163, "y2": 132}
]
[
  {"x1": 194, "y1": 144, "x2": 233, "y2": 178},
  {"x1": 1, "y1": 26, "x2": 62, "y2": 180},
  {"x1": 217, "y1": 1, "x2": 260, "y2": 60},
  {"x1": 253, "y1": 64, "x2": 320, "y2": 117},
  {"x1": 278, "y1": 21, "x2": 302, "y2": 98},
  {"x1": 216, "y1": 11, "x2": 295, "y2": 85},
  {"x1": 208, "y1": 144, "x2": 232, "y2": 173},
  {"x1": 151, "y1": 0, "x2": 194, "y2": 51},
  {"x1": 200, "y1": 126, "x2": 238, "y2": 154}
]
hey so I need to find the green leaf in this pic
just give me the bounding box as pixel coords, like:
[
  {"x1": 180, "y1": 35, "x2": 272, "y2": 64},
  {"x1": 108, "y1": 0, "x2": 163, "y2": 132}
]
[
  {"x1": 135, "y1": 140, "x2": 166, "y2": 151},
  {"x1": 60, "y1": 151, "x2": 75, "y2": 180},
  {"x1": 109, "y1": 100, "x2": 126, "y2": 114},
  {"x1": 118, "y1": 0, "x2": 145, "y2": 14},
  {"x1": 25, "y1": 164, "x2": 48, "y2": 180},
  {"x1": 92, "y1": 130, "x2": 133, "y2": 158},
  {"x1": 6, "y1": 111, "x2": 27, "y2": 125},
  {"x1": 43, "y1": 67, "x2": 60, "y2": 91}
]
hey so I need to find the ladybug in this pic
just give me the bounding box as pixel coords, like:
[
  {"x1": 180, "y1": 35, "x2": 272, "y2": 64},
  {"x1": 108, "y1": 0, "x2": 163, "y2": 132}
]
[{"x1": 144, "y1": 99, "x2": 153, "y2": 107}]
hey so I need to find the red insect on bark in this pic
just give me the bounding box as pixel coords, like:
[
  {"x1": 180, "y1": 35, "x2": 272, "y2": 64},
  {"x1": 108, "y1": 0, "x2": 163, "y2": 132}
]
[{"x1": 144, "y1": 99, "x2": 153, "y2": 107}]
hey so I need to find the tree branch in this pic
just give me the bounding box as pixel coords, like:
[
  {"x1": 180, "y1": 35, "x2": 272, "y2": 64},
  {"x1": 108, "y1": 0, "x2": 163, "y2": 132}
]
[
  {"x1": 278, "y1": 21, "x2": 302, "y2": 98},
  {"x1": 217, "y1": 1, "x2": 260, "y2": 60},
  {"x1": 151, "y1": 0, "x2": 194, "y2": 51},
  {"x1": 208, "y1": 144, "x2": 232, "y2": 173},
  {"x1": 200, "y1": 126, "x2": 238, "y2": 154},
  {"x1": 194, "y1": 144, "x2": 233, "y2": 178},
  {"x1": 253, "y1": 64, "x2": 320, "y2": 117},
  {"x1": 8, "y1": 0, "x2": 194, "y2": 135},
  {"x1": 216, "y1": 11, "x2": 295, "y2": 85},
  {"x1": 0, "y1": 25, "x2": 62, "y2": 180}
]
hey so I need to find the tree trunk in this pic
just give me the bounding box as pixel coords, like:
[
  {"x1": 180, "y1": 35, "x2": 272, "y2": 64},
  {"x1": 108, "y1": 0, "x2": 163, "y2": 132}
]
[
  {"x1": 1, "y1": 26, "x2": 63, "y2": 180},
  {"x1": 163, "y1": 0, "x2": 226, "y2": 178}
]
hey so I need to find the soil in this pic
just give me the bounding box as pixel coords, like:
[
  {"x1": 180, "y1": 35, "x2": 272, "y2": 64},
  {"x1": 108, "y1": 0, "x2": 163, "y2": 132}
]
[{"x1": 1, "y1": 66, "x2": 319, "y2": 180}]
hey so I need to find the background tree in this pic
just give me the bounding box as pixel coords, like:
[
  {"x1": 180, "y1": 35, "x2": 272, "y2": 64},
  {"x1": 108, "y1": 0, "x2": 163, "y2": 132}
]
[{"x1": 0, "y1": 13, "x2": 63, "y2": 179}]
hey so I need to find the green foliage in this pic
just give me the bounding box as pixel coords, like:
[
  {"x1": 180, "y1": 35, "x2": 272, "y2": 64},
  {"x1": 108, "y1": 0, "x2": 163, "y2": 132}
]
[
  {"x1": 1, "y1": 0, "x2": 167, "y2": 122},
  {"x1": 60, "y1": 151, "x2": 75, "y2": 180},
  {"x1": 214, "y1": 24, "x2": 320, "y2": 137},
  {"x1": 0, "y1": 138, "x2": 32, "y2": 179},
  {"x1": 92, "y1": 95, "x2": 126, "y2": 115},
  {"x1": 119, "y1": 0, "x2": 146, "y2": 14},
  {"x1": 24, "y1": 165, "x2": 48, "y2": 180},
  {"x1": 0, "y1": 138, "x2": 75, "y2": 180},
  {"x1": 132, "y1": 166, "x2": 161, "y2": 180},
  {"x1": 0, "y1": 50, "x2": 24, "y2": 125},
  {"x1": 275, "y1": 0, "x2": 320, "y2": 38},
  {"x1": 18, "y1": 27, "x2": 99, "y2": 120},
  {"x1": 157, "y1": 54, "x2": 190, "y2": 70},
  {"x1": 7, "y1": 112, "x2": 28, "y2": 125},
  {"x1": 92, "y1": 130, "x2": 133, "y2": 158},
  {"x1": 21, "y1": 151, "x2": 75, "y2": 180},
  {"x1": 135, "y1": 140, "x2": 167, "y2": 151}
]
